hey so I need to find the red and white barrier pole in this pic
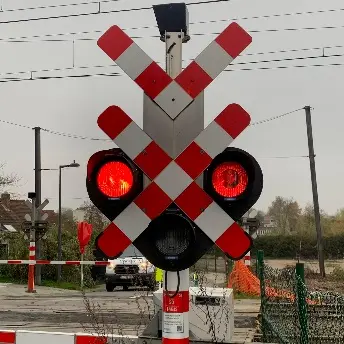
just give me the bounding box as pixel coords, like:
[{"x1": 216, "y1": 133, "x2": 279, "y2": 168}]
[
  {"x1": 0, "y1": 260, "x2": 109, "y2": 265},
  {"x1": 162, "y1": 269, "x2": 189, "y2": 344},
  {"x1": 27, "y1": 241, "x2": 36, "y2": 292},
  {"x1": 244, "y1": 253, "x2": 251, "y2": 266},
  {"x1": 244, "y1": 223, "x2": 251, "y2": 266}
]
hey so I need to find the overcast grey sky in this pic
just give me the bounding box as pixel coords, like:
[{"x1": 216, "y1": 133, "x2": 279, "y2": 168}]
[{"x1": 0, "y1": 0, "x2": 343, "y2": 215}]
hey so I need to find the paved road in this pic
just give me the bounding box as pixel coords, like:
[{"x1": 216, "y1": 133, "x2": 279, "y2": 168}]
[
  {"x1": 0, "y1": 281, "x2": 260, "y2": 340},
  {"x1": 0, "y1": 283, "x2": 155, "y2": 335}
]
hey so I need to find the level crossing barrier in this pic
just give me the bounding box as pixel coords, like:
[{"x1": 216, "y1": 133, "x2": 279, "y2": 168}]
[
  {"x1": 0, "y1": 329, "x2": 136, "y2": 344},
  {"x1": 0, "y1": 260, "x2": 109, "y2": 266},
  {"x1": 0, "y1": 329, "x2": 276, "y2": 344}
]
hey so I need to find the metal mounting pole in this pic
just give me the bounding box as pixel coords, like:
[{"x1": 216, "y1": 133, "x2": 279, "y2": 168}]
[
  {"x1": 34, "y1": 127, "x2": 42, "y2": 285},
  {"x1": 161, "y1": 30, "x2": 190, "y2": 344},
  {"x1": 143, "y1": 4, "x2": 202, "y2": 342},
  {"x1": 165, "y1": 31, "x2": 183, "y2": 79},
  {"x1": 57, "y1": 166, "x2": 62, "y2": 282},
  {"x1": 304, "y1": 106, "x2": 325, "y2": 277},
  {"x1": 27, "y1": 196, "x2": 36, "y2": 293}
]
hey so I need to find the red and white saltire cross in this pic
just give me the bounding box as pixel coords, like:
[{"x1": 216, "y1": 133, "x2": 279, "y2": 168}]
[
  {"x1": 97, "y1": 104, "x2": 251, "y2": 260},
  {"x1": 97, "y1": 23, "x2": 252, "y2": 119}
]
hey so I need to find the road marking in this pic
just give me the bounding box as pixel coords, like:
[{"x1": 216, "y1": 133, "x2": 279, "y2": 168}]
[{"x1": 129, "y1": 294, "x2": 153, "y2": 299}]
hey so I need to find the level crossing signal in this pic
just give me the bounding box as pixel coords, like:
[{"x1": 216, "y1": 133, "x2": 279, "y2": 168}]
[
  {"x1": 86, "y1": 148, "x2": 144, "y2": 257},
  {"x1": 87, "y1": 117, "x2": 263, "y2": 271},
  {"x1": 87, "y1": 21, "x2": 264, "y2": 271},
  {"x1": 203, "y1": 147, "x2": 263, "y2": 222}
]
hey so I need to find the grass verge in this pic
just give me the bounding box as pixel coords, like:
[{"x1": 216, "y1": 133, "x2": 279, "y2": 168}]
[
  {"x1": 0, "y1": 275, "x2": 101, "y2": 290},
  {"x1": 41, "y1": 280, "x2": 82, "y2": 290},
  {"x1": 0, "y1": 275, "x2": 14, "y2": 283}
]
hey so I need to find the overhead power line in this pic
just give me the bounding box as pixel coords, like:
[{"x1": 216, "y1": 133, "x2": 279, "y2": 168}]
[
  {"x1": 1, "y1": 61, "x2": 344, "y2": 85},
  {"x1": 0, "y1": 107, "x2": 314, "y2": 142},
  {"x1": 1, "y1": 50, "x2": 343, "y2": 80},
  {"x1": 40, "y1": 127, "x2": 110, "y2": 141},
  {"x1": 250, "y1": 108, "x2": 304, "y2": 126},
  {"x1": 1, "y1": 0, "x2": 121, "y2": 13},
  {"x1": 0, "y1": 0, "x2": 232, "y2": 25},
  {"x1": 1, "y1": 7, "x2": 344, "y2": 41},
  {"x1": 257, "y1": 155, "x2": 309, "y2": 159},
  {"x1": 3, "y1": 25, "x2": 344, "y2": 44},
  {"x1": 1, "y1": 0, "x2": 340, "y2": 18}
]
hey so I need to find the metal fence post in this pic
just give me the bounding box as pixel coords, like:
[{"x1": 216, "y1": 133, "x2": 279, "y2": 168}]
[
  {"x1": 295, "y1": 263, "x2": 309, "y2": 344},
  {"x1": 257, "y1": 250, "x2": 267, "y2": 341}
]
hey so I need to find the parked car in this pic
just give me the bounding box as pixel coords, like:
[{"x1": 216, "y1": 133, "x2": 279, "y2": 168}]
[{"x1": 105, "y1": 245, "x2": 156, "y2": 291}]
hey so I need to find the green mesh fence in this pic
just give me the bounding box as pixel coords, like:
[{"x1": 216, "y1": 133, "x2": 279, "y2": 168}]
[{"x1": 257, "y1": 250, "x2": 344, "y2": 344}]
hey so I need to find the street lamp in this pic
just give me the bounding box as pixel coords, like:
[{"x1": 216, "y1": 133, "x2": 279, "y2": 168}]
[{"x1": 57, "y1": 160, "x2": 80, "y2": 281}]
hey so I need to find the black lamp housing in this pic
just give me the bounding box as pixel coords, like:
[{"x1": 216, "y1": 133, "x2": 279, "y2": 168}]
[
  {"x1": 86, "y1": 148, "x2": 143, "y2": 222},
  {"x1": 153, "y1": 3, "x2": 190, "y2": 42},
  {"x1": 133, "y1": 204, "x2": 213, "y2": 271},
  {"x1": 203, "y1": 147, "x2": 263, "y2": 222}
]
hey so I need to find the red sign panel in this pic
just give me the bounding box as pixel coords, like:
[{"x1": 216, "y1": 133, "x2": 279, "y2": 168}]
[{"x1": 77, "y1": 222, "x2": 93, "y2": 254}]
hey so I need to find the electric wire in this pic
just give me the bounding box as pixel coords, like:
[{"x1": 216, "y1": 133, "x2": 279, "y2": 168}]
[
  {"x1": 40, "y1": 126, "x2": 110, "y2": 141},
  {"x1": 1, "y1": 44, "x2": 343, "y2": 78},
  {"x1": 0, "y1": 5, "x2": 343, "y2": 30},
  {"x1": 257, "y1": 155, "x2": 309, "y2": 159},
  {"x1": 250, "y1": 108, "x2": 304, "y2": 126},
  {"x1": 0, "y1": 107, "x2": 305, "y2": 143},
  {"x1": 0, "y1": 0, "x2": 121, "y2": 13},
  {"x1": 1, "y1": 61, "x2": 344, "y2": 85},
  {"x1": 1, "y1": 52, "x2": 343, "y2": 82},
  {"x1": 2, "y1": 25, "x2": 344, "y2": 43},
  {"x1": 0, "y1": 0, "x2": 233, "y2": 25},
  {"x1": 224, "y1": 62, "x2": 344, "y2": 72}
]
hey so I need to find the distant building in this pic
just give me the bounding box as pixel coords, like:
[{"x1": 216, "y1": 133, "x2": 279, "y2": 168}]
[
  {"x1": 256, "y1": 215, "x2": 277, "y2": 236},
  {"x1": 73, "y1": 207, "x2": 87, "y2": 222},
  {"x1": 0, "y1": 192, "x2": 57, "y2": 258},
  {"x1": 0, "y1": 192, "x2": 57, "y2": 231}
]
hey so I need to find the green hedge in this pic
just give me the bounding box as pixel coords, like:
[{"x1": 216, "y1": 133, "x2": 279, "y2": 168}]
[
  {"x1": 0, "y1": 225, "x2": 102, "y2": 286},
  {"x1": 251, "y1": 234, "x2": 344, "y2": 259}
]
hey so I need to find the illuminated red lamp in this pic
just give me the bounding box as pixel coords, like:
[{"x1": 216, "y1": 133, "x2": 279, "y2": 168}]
[
  {"x1": 211, "y1": 162, "x2": 249, "y2": 198},
  {"x1": 97, "y1": 161, "x2": 134, "y2": 198},
  {"x1": 86, "y1": 148, "x2": 143, "y2": 223},
  {"x1": 203, "y1": 147, "x2": 263, "y2": 221}
]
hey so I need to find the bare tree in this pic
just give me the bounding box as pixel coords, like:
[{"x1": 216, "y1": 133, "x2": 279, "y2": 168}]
[
  {"x1": 0, "y1": 163, "x2": 19, "y2": 191},
  {"x1": 267, "y1": 196, "x2": 302, "y2": 234}
]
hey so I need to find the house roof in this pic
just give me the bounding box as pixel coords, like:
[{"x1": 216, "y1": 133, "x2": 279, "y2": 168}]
[
  {"x1": 0, "y1": 193, "x2": 57, "y2": 230},
  {"x1": 263, "y1": 215, "x2": 275, "y2": 222},
  {"x1": 0, "y1": 203, "x2": 19, "y2": 227}
]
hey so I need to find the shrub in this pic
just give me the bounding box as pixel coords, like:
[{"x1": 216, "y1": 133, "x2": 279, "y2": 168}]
[
  {"x1": 0, "y1": 224, "x2": 102, "y2": 287},
  {"x1": 251, "y1": 233, "x2": 344, "y2": 260}
]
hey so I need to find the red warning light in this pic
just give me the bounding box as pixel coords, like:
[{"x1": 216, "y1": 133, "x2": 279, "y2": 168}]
[
  {"x1": 97, "y1": 161, "x2": 134, "y2": 198},
  {"x1": 211, "y1": 162, "x2": 248, "y2": 198}
]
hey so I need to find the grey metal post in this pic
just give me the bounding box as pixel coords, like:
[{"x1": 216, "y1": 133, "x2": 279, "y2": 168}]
[
  {"x1": 57, "y1": 166, "x2": 62, "y2": 281},
  {"x1": 27, "y1": 193, "x2": 36, "y2": 293},
  {"x1": 34, "y1": 127, "x2": 42, "y2": 285},
  {"x1": 80, "y1": 253, "x2": 84, "y2": 289},
  {"x1": 56, "y1": 161, "x2": 79, "y2": 281},
  {"x1": 304, "y1": 106, "x2": 325, "y2": 277},
  {"x1": 142, "y1": 5, "x2": 204, "y2": 340}
]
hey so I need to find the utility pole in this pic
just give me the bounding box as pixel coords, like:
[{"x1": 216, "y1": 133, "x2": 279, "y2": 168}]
[
  {"x1": 27, "y1": 192, "x2": 36, "y2": 293},
  {"x1": 58, "y1": 166, "x2": 62, "y2": 282},
  {"x1": 304, "y1": 106, "x2": 325, "y2": 277},
  {"x1": 34, "y1": 127, "x2": 42, "y2": 285}
]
